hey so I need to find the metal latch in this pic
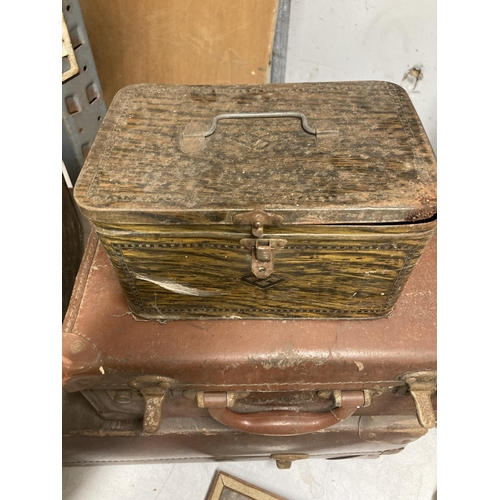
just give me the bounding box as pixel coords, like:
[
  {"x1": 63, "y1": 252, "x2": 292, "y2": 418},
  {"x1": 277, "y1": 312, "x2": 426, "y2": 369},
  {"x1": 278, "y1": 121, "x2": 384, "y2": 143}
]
[
  {"x1": 129, "y1": 375, "x2": 176, "y2": 434},
  {"x1": 233, "y1": 210, "x2": 287, "y2": 279},
  {"x1": 233, "y1": 209, "x2": 283, "y2": 238},
  {"x1": 240, "y1": 238, "x2": 287, "y2": 279},
  {"x1": 394, "y1": 370, "x2": 437, "y2": 429}
]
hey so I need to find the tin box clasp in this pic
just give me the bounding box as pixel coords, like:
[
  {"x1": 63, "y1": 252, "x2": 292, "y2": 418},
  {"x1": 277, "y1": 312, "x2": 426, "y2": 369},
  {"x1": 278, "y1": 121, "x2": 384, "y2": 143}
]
[
  {"x1": 240, "y1": 238, "x2": 287, "y2": 279},
  {"x1": 234, "y1": 210, "x2": 287, "y2": 279},
  {"x1": 233, "y1": 209, "x2": 283, "y2": 238}
]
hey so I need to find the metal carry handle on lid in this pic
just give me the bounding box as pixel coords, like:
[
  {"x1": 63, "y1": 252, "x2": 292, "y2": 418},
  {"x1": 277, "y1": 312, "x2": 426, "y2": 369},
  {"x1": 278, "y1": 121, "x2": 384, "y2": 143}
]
[
  {"x1": 208, "y1": 391, "x2": 364, "y2": 436},
  {"x1": 203, "y1": 112, "x2": 317, "y2": 137}
]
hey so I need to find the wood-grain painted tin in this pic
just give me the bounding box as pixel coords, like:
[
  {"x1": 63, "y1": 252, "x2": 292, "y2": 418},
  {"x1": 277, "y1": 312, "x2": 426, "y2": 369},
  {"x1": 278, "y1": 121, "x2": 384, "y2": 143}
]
[{"x1": 74, "y1": 82, "x2": 436, "y2": 320}]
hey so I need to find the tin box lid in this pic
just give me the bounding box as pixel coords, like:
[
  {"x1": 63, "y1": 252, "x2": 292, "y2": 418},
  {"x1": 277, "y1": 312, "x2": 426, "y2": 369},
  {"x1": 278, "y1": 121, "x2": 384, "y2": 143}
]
[{"x1": 74, "y1": 82, "x2": 436, "y2": 226}]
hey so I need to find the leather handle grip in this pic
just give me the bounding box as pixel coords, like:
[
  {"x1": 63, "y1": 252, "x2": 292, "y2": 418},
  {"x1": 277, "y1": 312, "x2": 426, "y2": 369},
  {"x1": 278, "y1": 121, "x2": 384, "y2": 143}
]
[{"x1": 208, "y1": 391, "x2": 365, "y2": 436}]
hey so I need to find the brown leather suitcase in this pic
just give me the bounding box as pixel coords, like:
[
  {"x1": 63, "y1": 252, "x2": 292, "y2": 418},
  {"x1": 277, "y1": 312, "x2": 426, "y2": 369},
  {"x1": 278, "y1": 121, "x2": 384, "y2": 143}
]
[
  {"x1": 73, "y1": 81, "x2": 436, "y2": 321},
  {"x1": 62, "y1": 232, "x2": 436, "y2": 465},
  {"x1": 62, "y1": 390, "x2": 429, "y2": 466}
]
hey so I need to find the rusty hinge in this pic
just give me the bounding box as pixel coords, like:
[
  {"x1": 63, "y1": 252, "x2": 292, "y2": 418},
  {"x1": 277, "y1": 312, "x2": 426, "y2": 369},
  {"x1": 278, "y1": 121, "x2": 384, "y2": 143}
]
[
  {"x1": 234, "y1": 210, "x2": 286, "y2": 279},
  {"x1": 129, "y1": 375, "x2": 176, "y2": 434},
  {"x1": 233, "y1": 209, "x2": 283, "y2": 238},
  {"x1": 393, "y1": 370, "x2": 437, "y2": 429}
]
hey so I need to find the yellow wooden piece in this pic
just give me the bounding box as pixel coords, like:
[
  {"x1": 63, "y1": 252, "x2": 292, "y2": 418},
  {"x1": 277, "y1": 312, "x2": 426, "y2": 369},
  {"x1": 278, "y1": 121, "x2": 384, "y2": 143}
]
[{"x1": 62, "y1": 13, "x2": 79, "y2": 82}]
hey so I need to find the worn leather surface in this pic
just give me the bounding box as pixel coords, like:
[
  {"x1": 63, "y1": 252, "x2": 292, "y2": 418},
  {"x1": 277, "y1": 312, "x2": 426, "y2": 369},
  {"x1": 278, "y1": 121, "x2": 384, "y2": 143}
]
[{"x1": 62, "y1": 391, "x2": 427, "y2": 465}]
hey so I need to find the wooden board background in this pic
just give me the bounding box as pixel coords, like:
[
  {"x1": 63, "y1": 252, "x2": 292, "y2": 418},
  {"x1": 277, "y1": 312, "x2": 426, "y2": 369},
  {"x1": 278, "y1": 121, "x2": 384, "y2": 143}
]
[{"x1": 80, "y1": 0, "x2": 279, "y2": 106}]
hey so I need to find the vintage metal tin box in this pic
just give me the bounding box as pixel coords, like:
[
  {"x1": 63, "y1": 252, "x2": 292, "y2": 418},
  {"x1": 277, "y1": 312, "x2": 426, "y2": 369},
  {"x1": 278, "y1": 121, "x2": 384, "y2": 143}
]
[{"x1": 74, "y1": 82, "x2": 436, "y2": 320}]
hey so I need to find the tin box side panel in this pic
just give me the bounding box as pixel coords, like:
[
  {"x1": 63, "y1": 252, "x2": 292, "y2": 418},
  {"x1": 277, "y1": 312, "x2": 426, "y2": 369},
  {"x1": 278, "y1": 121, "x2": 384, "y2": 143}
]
[{"x1": 95, "y1": 220, "x2": 436, "y2": 320}]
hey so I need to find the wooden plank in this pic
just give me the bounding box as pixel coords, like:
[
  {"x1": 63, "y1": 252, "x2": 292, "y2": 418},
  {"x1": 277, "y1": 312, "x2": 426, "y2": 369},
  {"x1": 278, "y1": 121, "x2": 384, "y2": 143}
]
[
  {"x1": 62, "y1": 13, "x2": 79, "y2": 82},
  {"x1": 80, "y1": 0, "x2": 278, "y2": 105}
]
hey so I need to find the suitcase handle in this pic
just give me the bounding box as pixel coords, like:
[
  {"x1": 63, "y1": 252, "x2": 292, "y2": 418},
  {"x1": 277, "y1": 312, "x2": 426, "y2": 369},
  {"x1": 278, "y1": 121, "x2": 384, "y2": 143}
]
[
  {"x1": 203, "y1": 112, "x2": 317, "y2": 138},
  {"x1": 208, "y1": 390, "x2": 364, "y2": 436}
]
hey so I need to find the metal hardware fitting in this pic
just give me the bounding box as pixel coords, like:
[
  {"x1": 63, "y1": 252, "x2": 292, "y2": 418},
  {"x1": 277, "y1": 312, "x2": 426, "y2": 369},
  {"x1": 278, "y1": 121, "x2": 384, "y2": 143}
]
[
  {"x1": 394, "y1": 370, "x2": 437, "y2": 429},
  {"x1": 111, "y1": 390, "x2": 132, "y2": 404},
  {"x1": 181, "y1": 112, "x2": 316, "y2": 153},
  {"x1": 240, "y1": 238, "x2": 287, "y2": 279},
  {"x1": 270, "y1": 454, "x2": 309, "y2": 469},
  {"x1": 128, "y1": 376, "x2": 176, "y2": 434},
  {"x1": 317, "y1": 389, "x2": 374, "y2": 408},
  {"x1": 193, "y1": 391, "x2": 249, "y2": 409},
  {"x1": 234, "y1": 211, "x2": 286, "y2": 277},
  {"x1": 233, "y1": 209, "x2": 283, "y2": 238},
  {"x1": 203, "y1": 112, "x2": 317, "y2": 138}
]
